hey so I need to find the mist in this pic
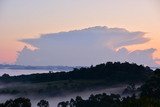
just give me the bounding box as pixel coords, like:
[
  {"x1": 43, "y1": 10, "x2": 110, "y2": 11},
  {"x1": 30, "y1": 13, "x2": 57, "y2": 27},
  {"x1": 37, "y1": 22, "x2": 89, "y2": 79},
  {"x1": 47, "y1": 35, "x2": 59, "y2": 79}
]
[{"x1": 0, "y1": 84, "x2": 127, "y2": 107}]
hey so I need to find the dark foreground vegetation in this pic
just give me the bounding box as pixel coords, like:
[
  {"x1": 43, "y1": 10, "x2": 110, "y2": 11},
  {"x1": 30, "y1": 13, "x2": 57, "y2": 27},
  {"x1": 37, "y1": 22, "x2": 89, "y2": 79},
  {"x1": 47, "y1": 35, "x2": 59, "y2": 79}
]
[
  {"x1": 0, "y1": 98, "x2": 48, "y2": 107},
  {"x1": 57, "y1": 94, "x2": 160, "y2": 107},
  {"x1": 0, "y1": 62, "x2": 152, "y2": 95},
  {"x1": 0, "y1": 69, "x2": 160, "y2": 107},
  {"x1": 57, "y1": 69, "x2": 160, "y2": 107}
]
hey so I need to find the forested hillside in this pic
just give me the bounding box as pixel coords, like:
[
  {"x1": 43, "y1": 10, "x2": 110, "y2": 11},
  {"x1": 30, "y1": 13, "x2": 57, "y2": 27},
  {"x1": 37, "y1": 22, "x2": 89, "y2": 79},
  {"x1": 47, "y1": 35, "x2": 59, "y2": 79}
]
[{"x1": 0, "y1": 62, "x2": 152, "y2": 83}]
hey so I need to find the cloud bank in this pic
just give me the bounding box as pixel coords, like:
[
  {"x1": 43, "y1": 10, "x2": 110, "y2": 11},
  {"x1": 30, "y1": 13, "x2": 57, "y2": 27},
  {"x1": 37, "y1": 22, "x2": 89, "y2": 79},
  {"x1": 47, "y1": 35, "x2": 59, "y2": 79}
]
[{"x1": 16, "y1": 26, "x2": 158, "y2": 66}]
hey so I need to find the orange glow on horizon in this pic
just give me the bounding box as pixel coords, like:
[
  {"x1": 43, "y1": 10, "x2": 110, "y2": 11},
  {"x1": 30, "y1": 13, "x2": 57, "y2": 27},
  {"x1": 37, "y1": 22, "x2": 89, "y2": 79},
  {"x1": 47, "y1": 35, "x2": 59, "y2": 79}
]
[
  {"x1": 0, "y1": 25, "x2": 160, "y2": 64},
  {"x1": 0, "y1": 0, "x2": 159, "y2": 65}
]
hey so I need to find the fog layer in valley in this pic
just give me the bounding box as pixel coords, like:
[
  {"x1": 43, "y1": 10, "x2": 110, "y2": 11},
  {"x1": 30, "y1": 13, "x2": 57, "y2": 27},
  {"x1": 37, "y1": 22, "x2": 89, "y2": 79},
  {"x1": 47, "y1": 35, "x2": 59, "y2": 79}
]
[{"x1": 0, "y1": 85, "x2": 127, "y2": 107}]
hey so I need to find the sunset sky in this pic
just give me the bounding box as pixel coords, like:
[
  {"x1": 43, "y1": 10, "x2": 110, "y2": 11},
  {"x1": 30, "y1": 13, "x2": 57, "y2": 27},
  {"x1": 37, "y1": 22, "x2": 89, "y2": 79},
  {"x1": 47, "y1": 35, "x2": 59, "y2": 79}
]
[{"x1": 0, "y1": 0, "x2": 160, "y2": 65}]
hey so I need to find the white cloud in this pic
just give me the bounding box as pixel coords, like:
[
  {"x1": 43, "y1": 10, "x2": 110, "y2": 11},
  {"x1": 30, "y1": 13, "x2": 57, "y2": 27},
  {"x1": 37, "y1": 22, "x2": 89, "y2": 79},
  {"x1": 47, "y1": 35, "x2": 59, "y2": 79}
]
[{"x1": 16, "y1": 26, "x2": 159, "y2": 66}]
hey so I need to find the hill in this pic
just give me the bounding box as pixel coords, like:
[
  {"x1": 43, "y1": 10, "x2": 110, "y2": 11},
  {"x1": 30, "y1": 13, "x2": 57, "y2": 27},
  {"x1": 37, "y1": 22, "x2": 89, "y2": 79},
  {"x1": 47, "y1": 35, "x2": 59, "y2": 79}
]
[
  {"x1": 0, "y1": 62, "x2": 152, "y2": 83},
  {"x1": 0, "y1": 62, "x2": 152, "y2": 96}
]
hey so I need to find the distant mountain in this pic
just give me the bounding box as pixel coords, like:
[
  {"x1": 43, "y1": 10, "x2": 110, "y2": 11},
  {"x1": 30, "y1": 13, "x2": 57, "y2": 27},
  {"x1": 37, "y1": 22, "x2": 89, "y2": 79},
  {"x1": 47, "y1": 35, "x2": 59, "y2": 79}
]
[{"x1": 0, "y1": 64, "x2": 78, "y2": 71}]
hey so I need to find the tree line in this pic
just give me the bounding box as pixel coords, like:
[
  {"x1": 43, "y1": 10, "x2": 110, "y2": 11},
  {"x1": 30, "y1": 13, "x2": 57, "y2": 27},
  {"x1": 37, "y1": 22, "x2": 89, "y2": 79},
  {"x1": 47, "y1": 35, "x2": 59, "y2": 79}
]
[
  {"x1": 0, "y1": 62, "x2": 152, "y2": 83},
  {"x1": 0, "y1": 98, "x2": 49, "y2": 107}
]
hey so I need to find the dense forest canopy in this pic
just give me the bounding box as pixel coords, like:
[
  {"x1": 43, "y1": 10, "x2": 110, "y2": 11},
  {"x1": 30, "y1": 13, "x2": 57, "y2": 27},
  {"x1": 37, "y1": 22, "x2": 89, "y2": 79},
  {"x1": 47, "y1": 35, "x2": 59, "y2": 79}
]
[{"x1": 0, "y1": 62, "x2": 152, "y2": 83}]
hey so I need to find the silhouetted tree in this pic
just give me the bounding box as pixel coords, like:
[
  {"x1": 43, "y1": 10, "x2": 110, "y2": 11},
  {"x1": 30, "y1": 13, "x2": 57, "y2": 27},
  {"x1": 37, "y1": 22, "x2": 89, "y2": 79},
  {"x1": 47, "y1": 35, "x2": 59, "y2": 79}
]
[
  {"x1": 2, "y1": 73, "x2": 10, "y2": 78},
  {"x1": 13, "y1": 98, "x2": 31, "y2": 107},
  {"x1": 37, "y1": 100, "x2": 49, "y2": 107},
  {"x1": 141, "y1": 69, "x2": 160, "y2": 99}
]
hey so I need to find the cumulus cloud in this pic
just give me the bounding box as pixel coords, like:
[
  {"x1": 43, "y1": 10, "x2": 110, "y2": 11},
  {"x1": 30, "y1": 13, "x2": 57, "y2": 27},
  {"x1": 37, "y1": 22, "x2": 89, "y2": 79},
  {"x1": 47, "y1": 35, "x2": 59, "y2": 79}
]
[{"x1": 16, "y1": 26, "x2": 159, "y2": 66}]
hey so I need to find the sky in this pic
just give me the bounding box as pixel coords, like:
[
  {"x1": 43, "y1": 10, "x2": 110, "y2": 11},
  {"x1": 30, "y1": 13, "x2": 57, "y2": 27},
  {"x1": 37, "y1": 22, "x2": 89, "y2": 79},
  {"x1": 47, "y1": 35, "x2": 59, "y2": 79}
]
[
  {"x1": 16, "y1": 26, "x2": 159, "y2": 66},
  {"x1": 0, "y1": 0, "x2": 160, "y2": 66}
]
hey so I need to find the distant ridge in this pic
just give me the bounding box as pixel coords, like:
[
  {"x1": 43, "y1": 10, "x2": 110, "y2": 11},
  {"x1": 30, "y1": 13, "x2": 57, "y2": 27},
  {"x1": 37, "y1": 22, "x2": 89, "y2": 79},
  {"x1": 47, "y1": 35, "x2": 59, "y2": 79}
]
[{"x1": 0, "y1": 64, "x2": 80, "y2": 71}]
